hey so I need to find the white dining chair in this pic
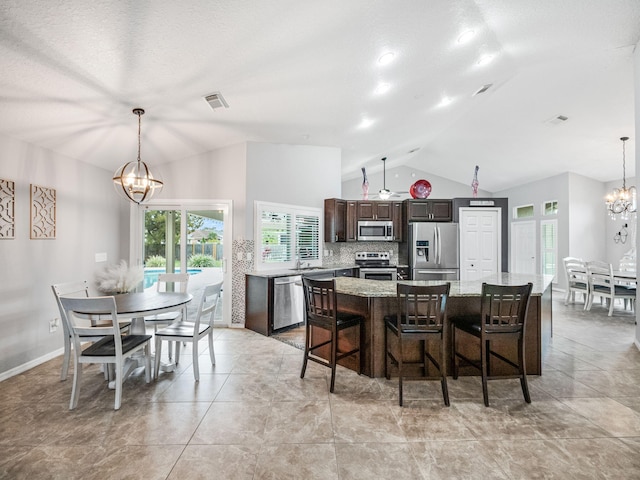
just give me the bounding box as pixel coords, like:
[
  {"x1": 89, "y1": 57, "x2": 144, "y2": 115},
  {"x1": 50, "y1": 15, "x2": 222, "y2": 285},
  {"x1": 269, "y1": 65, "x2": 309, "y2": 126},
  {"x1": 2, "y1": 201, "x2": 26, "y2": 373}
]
[
  {"x1": 153, "y1": 281, "x2": 222, "y2": 381},
  {"x1": 59, "y1": 296, "x2": 152, "y2": 410},
  {"x1": 586, "y1": 260, "x2": 636, "y2": 316},
  {"x1": 562, "y1": 257, "x2": 588, "y2": 308},
  {"x1": 52, "y1": 281, "x2": 130, "y2": 381},
  {"x1": 144, "y1": 273, "x2": 189, "y2": 358}
]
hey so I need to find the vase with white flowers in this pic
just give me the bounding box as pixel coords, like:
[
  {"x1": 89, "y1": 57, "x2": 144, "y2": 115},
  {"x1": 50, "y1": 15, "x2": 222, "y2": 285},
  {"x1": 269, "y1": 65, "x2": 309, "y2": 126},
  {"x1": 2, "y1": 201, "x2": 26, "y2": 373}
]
[{"x1": 95, "y1": 260, "x2": 143, "y2": 295}]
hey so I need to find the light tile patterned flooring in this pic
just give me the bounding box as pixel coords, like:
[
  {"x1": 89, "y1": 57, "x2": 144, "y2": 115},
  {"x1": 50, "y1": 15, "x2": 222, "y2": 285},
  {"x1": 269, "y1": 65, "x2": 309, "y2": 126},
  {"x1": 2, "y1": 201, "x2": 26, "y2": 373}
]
[{"x1": 1, "y1": 294, "x2": 640, "y2": 479}]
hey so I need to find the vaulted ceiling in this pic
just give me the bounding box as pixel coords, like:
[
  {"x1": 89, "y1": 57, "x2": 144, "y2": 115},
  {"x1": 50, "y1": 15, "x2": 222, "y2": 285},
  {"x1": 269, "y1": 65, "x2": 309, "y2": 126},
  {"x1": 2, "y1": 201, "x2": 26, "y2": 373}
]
[{"x1": 1, "y1": 0, "x2": 639, "y2": 192}]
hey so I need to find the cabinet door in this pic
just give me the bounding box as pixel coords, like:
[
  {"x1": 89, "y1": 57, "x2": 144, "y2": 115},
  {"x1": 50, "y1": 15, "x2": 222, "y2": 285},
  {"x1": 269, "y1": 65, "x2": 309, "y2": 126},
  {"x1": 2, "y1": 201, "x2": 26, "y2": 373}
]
[
  {"x1": 392, "y1": 202, "x2": 403, "y2": 241},
  {"x1": 375, "y1": 202, "x2": 393, "y2": 220},
  {"x1": 324, "y1": 198, "x2": 346, "y2": 242},
  {"x1": 405, "y1": 199, "x2": 453, "y2": 222},
  {"x1": 430, "y1": 200, "x2": 453, "y2": 221},
  {"x1": 357, "y1": 202, "x2": 375, "y2": 220},
  {"x1": 406, "y1": 201, "x2": 432, "y2": 221},
  {"x1": 346, "y1": 201, "x2": 358, "y2": 242}
]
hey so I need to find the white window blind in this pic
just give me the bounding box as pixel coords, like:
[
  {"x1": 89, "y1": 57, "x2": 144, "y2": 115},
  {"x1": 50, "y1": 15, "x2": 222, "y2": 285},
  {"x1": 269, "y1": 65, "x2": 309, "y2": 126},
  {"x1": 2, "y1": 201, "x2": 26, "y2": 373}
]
[
  {"x1": 296, "y1": 214, "x2": 320, "y2": 261},
  {"x1": 260, "y1": 210, "x2": 292, "y2": 263},
  {"x1": 541, "y1": 219, "x2": 557, "y2": 279},
  {"x1": 255, "y1": 202, "x2": 323, "y2": 270}
]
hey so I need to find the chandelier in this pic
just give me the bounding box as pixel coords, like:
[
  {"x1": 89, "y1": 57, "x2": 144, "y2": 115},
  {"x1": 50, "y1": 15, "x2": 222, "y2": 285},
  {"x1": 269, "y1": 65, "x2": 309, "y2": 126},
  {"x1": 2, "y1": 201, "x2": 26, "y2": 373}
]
[
  {"x1": 113, "y1": 108, "x2": 163, "y2": 204},
  {"x1": 605, "y1": 136, "x2": 636, "y2": 220}
]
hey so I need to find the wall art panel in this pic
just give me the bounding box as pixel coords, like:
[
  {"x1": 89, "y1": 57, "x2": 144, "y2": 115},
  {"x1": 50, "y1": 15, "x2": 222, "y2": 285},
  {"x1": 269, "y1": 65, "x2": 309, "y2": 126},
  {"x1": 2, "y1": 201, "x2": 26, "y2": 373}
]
[
  {"x1": 30, "y1": 184, "x2": 56, "y2": 239},
  {"x1": 0, "y1": 178, "x2": 15, "y2": 239}
]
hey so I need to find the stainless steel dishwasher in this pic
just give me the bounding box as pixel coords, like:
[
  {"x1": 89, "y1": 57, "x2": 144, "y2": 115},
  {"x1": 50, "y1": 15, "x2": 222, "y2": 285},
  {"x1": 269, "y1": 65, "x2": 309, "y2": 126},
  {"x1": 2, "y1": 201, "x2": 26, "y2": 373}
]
[{"x1": 273, "y1": 275, "x2": 304, "y2": 331}]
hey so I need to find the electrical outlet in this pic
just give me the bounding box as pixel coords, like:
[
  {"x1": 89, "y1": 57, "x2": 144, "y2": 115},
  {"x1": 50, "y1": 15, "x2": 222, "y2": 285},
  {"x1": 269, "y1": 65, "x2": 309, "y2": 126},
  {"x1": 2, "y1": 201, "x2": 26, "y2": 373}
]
[
  {"x1": 246, "y1": 252, "x2": 252, "y2": 261},
  {"x1": 49, "y1": 318, "x2": 59, "y2": 333}
]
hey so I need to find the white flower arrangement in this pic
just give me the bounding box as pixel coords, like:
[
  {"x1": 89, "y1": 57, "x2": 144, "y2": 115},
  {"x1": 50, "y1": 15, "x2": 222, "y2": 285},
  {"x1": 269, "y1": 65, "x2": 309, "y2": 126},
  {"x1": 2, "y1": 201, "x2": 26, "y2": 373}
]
[{"x1": 95, "y1": 260, "x2": 143, "y2": 295}]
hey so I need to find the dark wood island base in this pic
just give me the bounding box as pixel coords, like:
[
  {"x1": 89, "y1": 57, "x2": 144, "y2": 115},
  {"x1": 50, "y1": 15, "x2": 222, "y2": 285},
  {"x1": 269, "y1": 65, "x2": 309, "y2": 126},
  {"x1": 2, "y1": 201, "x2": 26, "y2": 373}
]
[{"x1": 315, "y1": 274, "x2": 553, "y2": 378}]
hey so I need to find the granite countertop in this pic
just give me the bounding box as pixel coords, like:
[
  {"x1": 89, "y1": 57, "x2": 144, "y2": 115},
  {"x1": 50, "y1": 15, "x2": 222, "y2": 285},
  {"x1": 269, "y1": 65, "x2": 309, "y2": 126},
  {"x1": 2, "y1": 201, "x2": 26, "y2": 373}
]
[
  {"x1": 246, "y1": 264, "x2": 360, "y2": 278},
  {"x1": 334, "y1": 273, "x2": 554, "y2": 298}
]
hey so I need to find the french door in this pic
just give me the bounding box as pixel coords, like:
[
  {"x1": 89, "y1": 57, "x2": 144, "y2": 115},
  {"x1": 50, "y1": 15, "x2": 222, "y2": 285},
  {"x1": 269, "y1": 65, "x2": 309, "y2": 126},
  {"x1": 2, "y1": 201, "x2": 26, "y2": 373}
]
[{"x1": 130, "y1": 200, "x2": 232, "y2": 326}]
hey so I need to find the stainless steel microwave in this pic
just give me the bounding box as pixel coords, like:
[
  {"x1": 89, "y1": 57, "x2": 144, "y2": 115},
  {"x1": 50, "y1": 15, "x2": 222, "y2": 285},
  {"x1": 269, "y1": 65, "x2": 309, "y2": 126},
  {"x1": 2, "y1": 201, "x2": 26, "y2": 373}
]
[{"x1": 357, "y1": 221, "x2": 394, "y2": 241}]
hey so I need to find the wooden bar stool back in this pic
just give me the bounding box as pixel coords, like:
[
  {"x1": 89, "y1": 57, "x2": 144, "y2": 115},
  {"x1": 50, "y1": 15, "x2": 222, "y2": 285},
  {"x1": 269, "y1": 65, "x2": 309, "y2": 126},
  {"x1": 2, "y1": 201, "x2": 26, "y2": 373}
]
[
  {"x1": 384, "y1": 282, "x2": 451, "y2": 406},
  {"x1": 300, "y1": 277, "x2": 363, "y2": 393},
  {"x1": 451, "y1": 282, "x2": 533, "y2": 407}
]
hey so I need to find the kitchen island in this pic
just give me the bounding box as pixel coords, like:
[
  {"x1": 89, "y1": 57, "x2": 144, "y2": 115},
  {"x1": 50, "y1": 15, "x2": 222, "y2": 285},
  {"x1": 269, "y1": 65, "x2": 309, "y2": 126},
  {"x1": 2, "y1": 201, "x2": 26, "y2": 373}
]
[{"x1": 324, "y1": 274, "x2": 553, "y2": 378}]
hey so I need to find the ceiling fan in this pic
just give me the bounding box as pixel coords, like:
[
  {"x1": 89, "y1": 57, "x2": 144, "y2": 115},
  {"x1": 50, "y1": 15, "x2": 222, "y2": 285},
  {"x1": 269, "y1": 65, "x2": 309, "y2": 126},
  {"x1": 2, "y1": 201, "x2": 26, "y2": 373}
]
[{"x1": 363, "y1": 157, "x2": 408, "y2": 199}]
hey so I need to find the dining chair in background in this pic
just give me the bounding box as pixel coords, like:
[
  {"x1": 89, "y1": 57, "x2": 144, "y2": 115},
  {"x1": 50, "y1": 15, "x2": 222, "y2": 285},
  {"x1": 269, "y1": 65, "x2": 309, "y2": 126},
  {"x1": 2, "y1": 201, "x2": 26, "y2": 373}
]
[
  {"x1": 450, "y1": 282, "x2": 533, "y2": 407},
  {"x1": 562, "y1": 257, "x2": 588, "y2": 308},
  {"x1": 300, "y1": 277, "x2": 364, "y2": 393},
  {"x1": 144, "y1": 273, "x2": 189, "y2": 358},
  {"x1": 384, "y1": 283, "x2": 451, "y2": 406},
  {"x1": 586, "y1": 260, "x2": 636, "y2": 316},
  {"x1": 153, "y1": 281, "x2": 223, "y2": 381},
  {"x1": 59, "y1": 296, "x2": 152, "y2": 410},
  {"x1": 52, "y1": 281, "x2": 130, "y2": 381}
]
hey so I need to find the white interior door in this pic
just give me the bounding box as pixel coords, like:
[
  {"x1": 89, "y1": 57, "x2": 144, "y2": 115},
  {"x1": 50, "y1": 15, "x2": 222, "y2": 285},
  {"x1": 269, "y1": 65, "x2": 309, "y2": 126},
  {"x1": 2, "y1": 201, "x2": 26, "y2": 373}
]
[
  {"x1": 511, "y1": 221, "x2": 536, "y2": 274},
  {"x1": 459, "y1": 208, "x2": 501, "y2": 281}
]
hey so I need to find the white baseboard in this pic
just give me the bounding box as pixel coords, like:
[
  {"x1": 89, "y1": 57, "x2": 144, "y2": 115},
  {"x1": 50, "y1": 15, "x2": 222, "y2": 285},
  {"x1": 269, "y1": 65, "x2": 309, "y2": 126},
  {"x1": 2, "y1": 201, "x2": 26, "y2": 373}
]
[{"x1": 0, "y1": 347, "x2": 65, "y2": 382}]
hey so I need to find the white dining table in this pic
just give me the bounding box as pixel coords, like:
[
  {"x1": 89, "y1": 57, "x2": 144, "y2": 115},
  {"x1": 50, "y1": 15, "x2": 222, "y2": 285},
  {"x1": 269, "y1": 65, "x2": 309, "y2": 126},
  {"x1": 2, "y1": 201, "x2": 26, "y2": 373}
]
[{"x1": 79, "y1": 291, "x2": 193, "y2": 387}]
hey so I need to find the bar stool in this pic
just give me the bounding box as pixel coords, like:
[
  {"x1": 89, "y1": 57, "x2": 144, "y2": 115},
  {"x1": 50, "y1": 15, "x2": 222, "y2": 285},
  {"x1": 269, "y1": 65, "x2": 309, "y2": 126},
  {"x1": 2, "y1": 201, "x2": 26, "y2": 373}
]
[
  {"x1": 451, "y1": 282, "x2": 533, "y2": 407},
  {"x1": 384, "y1": 283, "x2": 450, "y2": 406},
  {"x1": 300, "y1": 277, "x2": 364, "y2": 393}
]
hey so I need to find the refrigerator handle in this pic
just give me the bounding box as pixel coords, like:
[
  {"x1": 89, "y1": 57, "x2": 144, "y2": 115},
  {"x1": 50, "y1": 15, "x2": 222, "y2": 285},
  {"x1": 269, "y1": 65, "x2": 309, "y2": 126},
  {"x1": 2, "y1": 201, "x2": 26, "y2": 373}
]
[{"x1": 436, "y1": 226, "x2": 441, "y2": 264}]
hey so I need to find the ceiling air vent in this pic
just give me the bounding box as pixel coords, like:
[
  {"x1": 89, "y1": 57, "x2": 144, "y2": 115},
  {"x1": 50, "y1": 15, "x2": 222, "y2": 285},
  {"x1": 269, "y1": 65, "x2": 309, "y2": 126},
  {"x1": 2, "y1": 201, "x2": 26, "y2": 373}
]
[
  {"x1": 472, "y1": 84, "x2": 493, "y2": 96},
  {"x1": 204, "y1": 92, "x2": 229, "y2": 110},
  {"x1": 546, "y1": 114, "x2": 569, "y2": 125}
]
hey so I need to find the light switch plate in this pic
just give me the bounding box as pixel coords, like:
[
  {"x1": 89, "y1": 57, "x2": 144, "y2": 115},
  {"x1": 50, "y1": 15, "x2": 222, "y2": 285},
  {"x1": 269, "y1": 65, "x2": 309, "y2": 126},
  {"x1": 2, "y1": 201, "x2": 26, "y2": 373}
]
[{"x1": 95, "y1": 252, "x2": 107, "y2": 262}]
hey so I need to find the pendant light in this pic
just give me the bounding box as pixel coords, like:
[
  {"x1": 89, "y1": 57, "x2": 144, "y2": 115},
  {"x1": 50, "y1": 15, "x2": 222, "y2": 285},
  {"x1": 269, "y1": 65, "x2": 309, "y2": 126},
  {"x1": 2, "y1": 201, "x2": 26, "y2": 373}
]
[
  {"x1": 113, "y1": 108, "x2": 163, "y2": 204},
  {"x1": 605, "y1": 136, "x2": 636, "y2": 220}
]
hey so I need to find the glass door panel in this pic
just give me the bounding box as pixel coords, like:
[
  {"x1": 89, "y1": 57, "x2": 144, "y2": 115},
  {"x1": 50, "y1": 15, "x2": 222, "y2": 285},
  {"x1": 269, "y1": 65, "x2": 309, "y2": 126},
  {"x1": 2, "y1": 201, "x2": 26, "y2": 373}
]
[
  {"x1": 186, "y1": 209, "x2": 225, "y2": 323},
  {"x1": 143, "y1": 209, "x2": 182, "y2": 290}
]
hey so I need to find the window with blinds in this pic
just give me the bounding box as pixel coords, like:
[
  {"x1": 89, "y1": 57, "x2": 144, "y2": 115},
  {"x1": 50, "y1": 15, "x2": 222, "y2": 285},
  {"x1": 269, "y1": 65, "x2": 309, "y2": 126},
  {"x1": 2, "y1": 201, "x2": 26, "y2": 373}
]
[
  {"x1": 255, "y1": 202, "x2": 322, "y2": 270},
  {"x1": 541, "y1": 219, "x2": 557, "y2": 278}
]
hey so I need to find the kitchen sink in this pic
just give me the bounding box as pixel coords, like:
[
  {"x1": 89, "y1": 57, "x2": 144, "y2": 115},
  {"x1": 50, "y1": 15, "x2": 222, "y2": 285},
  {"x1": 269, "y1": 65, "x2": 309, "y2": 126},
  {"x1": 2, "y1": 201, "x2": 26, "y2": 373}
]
[{"x1": 290, "y1": 266, "x2": 324, "y2": 271}]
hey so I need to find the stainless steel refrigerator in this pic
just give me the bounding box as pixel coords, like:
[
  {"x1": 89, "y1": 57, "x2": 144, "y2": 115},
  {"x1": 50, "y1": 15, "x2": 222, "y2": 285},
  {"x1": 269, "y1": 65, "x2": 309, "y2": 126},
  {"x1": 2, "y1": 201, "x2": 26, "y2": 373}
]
[{"x1": 409, "y1": 222, "x2": 459, "y2": 280}]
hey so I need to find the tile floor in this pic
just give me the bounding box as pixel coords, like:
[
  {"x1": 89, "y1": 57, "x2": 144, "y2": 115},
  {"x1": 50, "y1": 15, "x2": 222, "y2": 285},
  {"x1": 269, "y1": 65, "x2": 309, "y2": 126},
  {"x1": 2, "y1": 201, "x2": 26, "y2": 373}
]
[{"x1": 1, "y1": 294, "x2": 640, "y2": 479}]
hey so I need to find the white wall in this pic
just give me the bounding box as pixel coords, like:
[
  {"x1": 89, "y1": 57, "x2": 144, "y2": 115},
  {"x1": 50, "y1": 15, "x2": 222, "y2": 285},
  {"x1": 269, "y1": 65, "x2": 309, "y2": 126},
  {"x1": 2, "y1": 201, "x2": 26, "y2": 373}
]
[
  {"x1": 156, "y1": 142, "x2": 248, "y2": 240},
  {"x1": 0, "y1": 133, "x2": 123, "y2": 377},
  {"x1": 245, "y1": 142, "x2": 341, "y2": 239},
  {"x1": 495, "y1": 172, "x2": 606, "y2": 290},
  {"x1": 342, "y1": 165, "x2": 491, "y2": 200}
]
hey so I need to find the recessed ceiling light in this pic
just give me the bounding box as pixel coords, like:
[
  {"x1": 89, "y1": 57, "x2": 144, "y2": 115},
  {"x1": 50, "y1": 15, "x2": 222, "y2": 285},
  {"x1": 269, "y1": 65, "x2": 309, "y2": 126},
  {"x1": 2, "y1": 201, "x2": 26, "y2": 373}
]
[
  {"x1": 375, "y1": 83, "x2": 391, "y2": 95},
  {"x1": 377, "y1": 52, "x2": 395, "y2": 65},
  {"x1": 358, "y1": 118, "x2": 374, "y2": 129},
  {"x1": 476, "y1": 54, "x2": 495, "y2": 66},
  {"x1": 438, "y1": 96, "x2": 453, "y2": 107},
  {"x1": 457, "y1": 30, "x2": 475, "y2": 44}
]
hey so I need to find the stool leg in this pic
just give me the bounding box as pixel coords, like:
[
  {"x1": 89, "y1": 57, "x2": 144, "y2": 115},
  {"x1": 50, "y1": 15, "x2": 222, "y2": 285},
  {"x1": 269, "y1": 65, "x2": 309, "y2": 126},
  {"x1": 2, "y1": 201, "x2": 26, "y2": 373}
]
[
  {"x1": 329, "y1": 328, "x2": 337, "y2": 393},
  {"x1": 300, "y1": 322, "x2": 310, "y2": 379},
  {"x1": 481, "y1": 338, "x2": 490, "y2": 407},
  {"x1": 440, "y1": 333, "x2": 450, "y2": 407},
  {"x1": 519, "y1": 338, "x2": 531, "y2": 403}
]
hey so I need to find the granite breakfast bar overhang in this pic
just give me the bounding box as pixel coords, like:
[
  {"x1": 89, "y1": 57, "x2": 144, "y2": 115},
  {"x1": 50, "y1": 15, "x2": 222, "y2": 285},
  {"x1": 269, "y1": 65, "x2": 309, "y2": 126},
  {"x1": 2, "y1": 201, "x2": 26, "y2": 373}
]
[{"x1": 325, "y1": 274, "x2": 554, "y2": 378}]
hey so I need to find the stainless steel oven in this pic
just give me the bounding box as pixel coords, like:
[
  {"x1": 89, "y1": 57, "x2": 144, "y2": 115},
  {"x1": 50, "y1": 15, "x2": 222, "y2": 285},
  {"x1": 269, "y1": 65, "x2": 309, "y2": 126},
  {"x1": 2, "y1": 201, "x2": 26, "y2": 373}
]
[
  {"x1": 355, "y1": 251, "x2": 397, "y2": 281},
  {"x1": 359, "y1": 267, "x2": 397, "y2": 281}
]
